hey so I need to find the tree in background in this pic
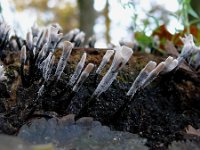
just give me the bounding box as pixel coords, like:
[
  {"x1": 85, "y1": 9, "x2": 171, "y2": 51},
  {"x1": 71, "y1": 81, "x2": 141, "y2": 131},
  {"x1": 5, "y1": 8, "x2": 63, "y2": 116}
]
[{"x1": 77, "y1": 0, "x2": 96, "y2": 40}]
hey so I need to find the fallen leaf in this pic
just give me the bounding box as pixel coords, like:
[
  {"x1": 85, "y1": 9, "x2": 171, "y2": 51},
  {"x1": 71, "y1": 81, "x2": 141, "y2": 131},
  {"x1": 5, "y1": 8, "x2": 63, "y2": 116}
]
[{"x1": 185, "y1": 125, "x2": 200, "y2": 136}]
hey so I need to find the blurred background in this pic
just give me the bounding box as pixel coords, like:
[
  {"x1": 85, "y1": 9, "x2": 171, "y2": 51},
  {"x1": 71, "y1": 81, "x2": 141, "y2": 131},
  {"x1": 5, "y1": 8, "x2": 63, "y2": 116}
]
[{"x1": 0, "y1": 0, "x2": 200, "y2": 47}]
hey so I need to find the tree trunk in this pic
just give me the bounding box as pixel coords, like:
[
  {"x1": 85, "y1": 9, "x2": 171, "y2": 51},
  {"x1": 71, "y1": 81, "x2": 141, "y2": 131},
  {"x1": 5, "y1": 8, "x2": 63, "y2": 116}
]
[{"x1": 77, "y1": 0, "x2": 96, "y2": 40}]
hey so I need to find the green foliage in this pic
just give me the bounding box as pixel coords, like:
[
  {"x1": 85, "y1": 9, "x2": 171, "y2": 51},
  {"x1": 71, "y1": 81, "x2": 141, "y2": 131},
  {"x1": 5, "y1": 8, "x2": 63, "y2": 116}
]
[
  {"x1": 135, "y1": 32, "x2": 153, "y2": 50},
  {"x1": 177, "y1": 0, "x2": 200, "y2": 33}
]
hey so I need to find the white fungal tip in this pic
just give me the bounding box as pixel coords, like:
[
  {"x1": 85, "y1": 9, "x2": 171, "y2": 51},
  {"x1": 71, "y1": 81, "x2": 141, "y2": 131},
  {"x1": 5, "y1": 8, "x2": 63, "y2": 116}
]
[
  {"x1": 144, "y1": 61, "x2": 157, "y2": 73},
  {"x1": 20, "y1": 45, "x2": 26, "y2": 64},
  {"x1": 84, "y1": 63, "x2": 94, "y2": 74},
  {"x1": 153, "y1": 62, "x2": 166, "y2": 75},
  {"x1": 112, "y1": 46, "x2": 133, "y2": 72},
  {"x1": 63, "y1": 41, "x2": 73, "y2": 51},
  {"x1": 0, "y1": 65, "x2": 6, "y2": 81},
  {"x1": 74, "y1": 31, "x2": 85, "y2": 41},
  {"x1": 103, "y1": 50, "x2": 114, "y2": 61},
  {"x1": 96, "y1": 50, "x2": 114, "y2": 74},
  {"x1": 26, "y1": 31, "x2": 33, "y2": 50}
]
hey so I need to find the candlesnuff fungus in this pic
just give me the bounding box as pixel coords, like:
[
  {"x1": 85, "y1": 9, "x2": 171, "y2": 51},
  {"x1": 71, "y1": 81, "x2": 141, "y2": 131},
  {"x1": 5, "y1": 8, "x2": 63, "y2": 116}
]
[
  {"x1": 142, "y1": 61, "x2": 166, "y2": 88},
  {"x1": 0, "y1": 22, "x2": 10, "y2": 42},
  {"x1": 72, "y1": 63, "x2": 94, "y2": 92},
  {"x1": 47, "y1": 26, "x2": 63, "y2": 52},
  {"x1": 0, "y1": 64, "x2": 6, "y2": 81},
  {"x1": 69, "y1": 52, "x2": 87, "y2": 86},
  {"x1": 177, "y1": 34, "x2": 200, "y2": 67},
  {"x1": 20, "y1": 46, "x2": 27, "y2": 65},
  {"x1": 127, "y1": 61, "x2": 157, "y2": 97},
  {"x1": 96, "y1": 50, "x2": 114, "y2": 75},
  {"x1": 31, "y1": 23, "x2": 40, "y2": 38},
  {"x1": 87, "y1": 35, "x2": 96, "y2": 48},
  {"x1": 127, "y1": 56, "x2": 178, "y2": 98},
  {"x1": 73, "y1": 31, "x2": 85, "y2": 47},
  {"x1": 161, "y1": 56, "x2": 178, "y2": 74},
  {"x1": 63, "y1": 28, "x2": 80, "y2": 42},
  {"x1": 44, "y1": 55, "x2": 55, "y2": 81},
  {"x1": 26, "y1": 32, "x2": 33, "y2": 50},
  {"x1": 35, "y1": 43, "x2": 48, "y2": 66},
  {"x1": 37, "y1": 85, "x2": 45, "y2": 97},
  {"x1": 54, "y1": 41, "x2": 73, "y2": 80},
  {"x1": 40, "y1": 52, "x2": 53, "y2": 80},
  {"x1": 92, "y1": 46, "x2": 133, "y2": 98}
]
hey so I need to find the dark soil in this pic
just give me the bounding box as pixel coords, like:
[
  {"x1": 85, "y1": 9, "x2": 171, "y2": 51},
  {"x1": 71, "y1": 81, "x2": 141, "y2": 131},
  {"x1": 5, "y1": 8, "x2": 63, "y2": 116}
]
[{"x1": 0, "y1": 51, "x2": 200, "y2": 150}]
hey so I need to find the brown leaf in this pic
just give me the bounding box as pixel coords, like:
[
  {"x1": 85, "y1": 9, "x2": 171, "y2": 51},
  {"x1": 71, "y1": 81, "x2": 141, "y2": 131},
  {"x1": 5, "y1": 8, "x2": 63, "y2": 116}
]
[
  {"x1": 164, "y1": 40, "x2": 179, "y2": 57},
  {"x1": 185, "y1": 125, "x2": 200, "y2": 136}
]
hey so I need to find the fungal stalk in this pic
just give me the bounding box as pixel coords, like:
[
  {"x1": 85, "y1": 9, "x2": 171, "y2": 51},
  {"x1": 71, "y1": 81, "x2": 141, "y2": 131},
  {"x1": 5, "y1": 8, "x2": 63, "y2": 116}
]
[
  {"x1": 26, "y1": 32, "x2": 33, "y2": 50},
  {"x1": 0, "y1": 22, "x2": 10, "y2": 43},
  {"x1": 36, "y1": 43, "x2": 48, "y2": 66},
  {"x1": 54, "y1": 41, "x2": 73, "y2": 80},
  {"x1": 37, "y1": 85, "x2": 45, "y2": 97},
  {"x1": 63, "y1": 28, "x2": 80, "y2": 42},
  {"x1": 47, "y1": 26, "x2": 63, "y2": 52},
  {"x1": 44, "y1": 55, "x2": 55, "y2": 81},
  {"x1": 73, "y1": 31, "x2": 85, "y2": 47},
  {"x1": 0, "y1": 65, "x2": 6, "y2": 81},
  {"x1": 177, "y1": 34, "x2": 200, "y2": 66},
  {"x1": 142, "y1": 61, "x2": 166, "y2": 88},
  {"x1": 161, "y1": 56, "x2": 178, "y2": 74},
  {"x1": 69, "y1": 52, "x2": 87, "y2": 86},
  {"x1": 40, "y1": 52, "x2": 53, "y2": 80},
  {"x1": 31, "y1": 23, "x2": 40, "y2": 38},
  {"x1": 72, "y1": 63, "x2": 94, "y2": 92},
  {"x1": 93, "y1": 46, "x2": 133, "y2": 98},
  {"x1": 127, "y1": 61, "x2": 157, "y2": 97},
  {"x1": 96, "y1": 50, "x2": 114, "y2": 75}
]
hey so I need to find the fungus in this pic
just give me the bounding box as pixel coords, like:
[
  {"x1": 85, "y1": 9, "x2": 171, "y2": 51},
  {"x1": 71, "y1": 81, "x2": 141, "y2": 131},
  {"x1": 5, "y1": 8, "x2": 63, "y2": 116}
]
[
  {"x1": 93, "y1": 46, "x2": 133, "y2": 98},
  {"x1": 96, "y1": 50, "x2": 114, "y2": 75},
  {"x1": 127, "y1": 61, "x2": 157, "y2": 97},
  {"x1": 54, "y1": 41, "x2": 73, "y2": 80},
  {"x1": 47, "y1": 26, "x2": 63, "y2": 52},
  {"x1": 177, "y1": 34, "x2": 199, "y2": 67},
  {"x1": 161, "y1": 56, "x2": 178, "y2": 74},
  {"x1": 0, "y1": 65, "x2": 6, "y2": 81},
  {"x1": 69, "y1": 52, "x2": 87, "y2": 86},
  {"x1": 73, "y1": 31, "x2": 85, "y2": 47},
  {"x1": 72, "y1": 63, "x2": 94, "y2": 92},
  {"x1": 142, "y1": 61, "x2": 166, "y2": 88},
  {"x1": 26, "y1": 32, "x2": 33, "y2": 51}
]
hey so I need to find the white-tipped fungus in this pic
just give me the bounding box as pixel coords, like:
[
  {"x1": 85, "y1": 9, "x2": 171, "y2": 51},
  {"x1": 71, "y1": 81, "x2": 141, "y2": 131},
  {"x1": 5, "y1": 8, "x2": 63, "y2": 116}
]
[
  {"x1": 161, "y1": 56, "x2": 178, "y2": 74},
  {"x1": 54, "y1": 41, "x2": 73, "y2": 80},
  {"x1": 93, "y1": 46, "x2": 133, "y2": 97},
  {"x1": 0, "y1": 65, "x2": 6, "y2": 81},
  {"x1": 36, "y1": 43, "x2": 48, "y2": 66},
  {"x1": 44, "y1": 55, "x2": 55, "y2": 81},
  {"x1": 72, "y1": 63, "x2": 94, "y2": 92},
  {"x1": 20, "y1": 46, "x2": 26, "y2": 65},
  {"x1": 127, "y1": 61, "x2": 157, "y2": 97},
  {"x1": 74, "y1": 31, "x2": 85, "y2": 47},
  {"x1": 96, "y1": 50, "x2": 114, "y2": 75},
  {"x1": 37, "y1": 84, "x2": 45, "y2": 97},
  {"x1": 47, "y1": 26, "x2": 63, "y2": 51},
  {"x1": 142, "y1": 61, "x2": 166, "y2": 88},
  {"x1": 40, "y1": 52, "x2": 53, "y2": 79},
  {"x1": 69, "y1": 52, "x2": 87, "y2": 86},
  {"x1": 26, "y1": 32, "x2": 33, "y2": 50},
  {"x1": 31, "y1": 23, "x2": 40, "y2": 38}
]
